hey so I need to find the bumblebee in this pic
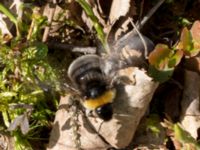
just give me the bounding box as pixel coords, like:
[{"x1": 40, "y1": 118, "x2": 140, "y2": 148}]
[
  {"x1": 67, "y1": 34, "x2": 154, "y2": 121},
  {"x1": 67, "y1": 54, "x2": 116, "y2": 121}
]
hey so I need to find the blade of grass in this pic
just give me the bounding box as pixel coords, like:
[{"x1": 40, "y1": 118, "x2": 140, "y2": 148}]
[
  {"x1": 0, "y1": 3, "x2": 17, "y2": 24},
  {"x1": 75, "y1": 0, "x2": 110, "y2": 53},
  {"x1": 2, "y1": 111, "x2": 10, "y2": 127},
  {"x1": 0, "y1": 3, "x2": 20, "y2": 37}
]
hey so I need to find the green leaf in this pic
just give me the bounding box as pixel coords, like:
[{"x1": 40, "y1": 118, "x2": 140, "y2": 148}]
[
  {"x1": 179, "y1": 27, "x2": 196, "y2": 57},
  {"x1": 192, "y1": 42, "x2": 200, "y2": 57},
  {"x1": 75, "y1": 0, "x2": 109, "y2": 53},
  {"x1": 0, "y1": 92, "x2": 17, "y2": 98},
  {"x1": 191, "y1": 20, "x2": 200, "y2": 44},
  {"x1": 30, "y1": 13, "x2": 48, "y2": 41},
  {"x1": 14, "y1": 131, "x2": 33, "y2": 150},
  {"x1": 148, "y1": 43, "x2": 183, "y2": 83},
  {"x1": 148, "y1": 65, "x2": 174, "y2": 83},
  {"x1": 23, "y1": 42, "x2": 48, "y2": 60},
  {"x1": 181, "y1": 27, "x2": 193, "y2": 51},
  {"x1": 0, "y1": 3, "x2": 17, "y2": 25},
  {"x1": 0, "y1": 3, "x2": 23, "y2": 37},
  {"x1": 2, "y1": 111, "x2": 10, "y2": 127},
  {"x1": 168, "y1": 50, "x2": 183, "y2": 68},
  {"x1": 174, "y1": 124, "x2": 200, "y2": 149},
  {"x1": 148, "y1": 44, "x2": 171, "y2": 70},
  {"x1": 146, "y1": 114, "x2": 161, "y2": 136},
  {"x1": 190, "y1": 20, "x2": 200, "y2": 56},
  {"x1": 34, "y1": 42, "x2": 48, "y2": 59}
]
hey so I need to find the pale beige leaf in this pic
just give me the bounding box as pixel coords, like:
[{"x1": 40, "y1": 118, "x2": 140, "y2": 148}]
[
  {"x1": 48, "y1": 68, "x2": 158, "y2": 149},
  {"x1": 109, "y1": 0, "x2": 131, "y2": 24},
  {"x1": 0, "y1": 14, "x2": 13, "y2": 38},
  {"x1": 180, "y1": 70, "x2": 200, "y2": 139}
]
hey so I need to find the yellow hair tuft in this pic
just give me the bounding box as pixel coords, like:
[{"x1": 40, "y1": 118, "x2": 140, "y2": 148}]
[{"x1": 83, "y1": 89, "x2": 116, "y2": 110}]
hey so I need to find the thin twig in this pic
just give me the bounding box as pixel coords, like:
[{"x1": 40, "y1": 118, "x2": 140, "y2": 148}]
[
  {"x1": 72, "y1": 47, "x2": 97, "y2": 54},
  {"x1": 47, "y1": 42, "x2": 97, "y2": 54},
  {"x1": 139, "y1": 0, "x2": 145, "y2": 23},
  {"x1": 27, "y1": 16, "x2": 35, "y2": 40},
  {"x1": 27, "y1": 7, "x2": 40, "y2": 40},
  {"x1": 129, "y1": 18, "x2": 148, "y2": 58},
  {"x1": 115, "y1": 0, "x2": 166, "y2": 50},
  {"x1": 136, "y1": 0, "x2": 166, "y2": 30},
  {"x1": 42, "y1": 1, "x2": 56, "y2": 42}
]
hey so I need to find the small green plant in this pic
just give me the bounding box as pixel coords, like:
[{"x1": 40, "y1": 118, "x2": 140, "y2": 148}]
[
  {"x1": 0, "y1": 3, "x2": 59, "y2": 149},
  {"x1": 162, "y1": 119, "x2": 200, "y2": 150},
  {"x1": 148, "y1": 20, "x2": 200, "y2": 82},
  {"x1": 75, "y1": 0, "x2": 109, "y2": 53}
]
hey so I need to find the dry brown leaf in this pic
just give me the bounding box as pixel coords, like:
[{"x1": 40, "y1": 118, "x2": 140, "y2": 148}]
[
  {"x1": 48, "y1": 68, "x2": 158, "y2": 149},
  {"x1": 180, "y1": 70, "x2": 200, "y2": 139},
  {"x1": 184, "y1": 56, "x2": 200, "y2": 73},
  {"x1": 109, "y1": 0, "x2": 131, "y2": 24},
  {"x1": 0, "y1": 14, "x2": 13, "y2": 42},
  {"x1": 106, "y1": 0, "x2": 137, "y2": 42},
  {"x1": 0, "y1": 133, "x2": 14, "y2": 150}
]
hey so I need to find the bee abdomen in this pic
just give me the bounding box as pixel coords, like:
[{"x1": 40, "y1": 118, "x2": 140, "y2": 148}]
[{"x1": 68, "y1": 55, "x2": 106, "y2": 87}]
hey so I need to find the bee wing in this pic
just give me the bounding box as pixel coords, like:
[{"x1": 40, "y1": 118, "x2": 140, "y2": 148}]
[
  {"x1": 68, "y1": 54, "x2": 108, "y2": 92},
  {"x1": 100, "y1": 34, "x2": 154, "y2": 85},
  {"x1": 115, "y1": 34, "x2": 154, "y2": 56},
  {"x1": 68, "y1": 54, "x2": 101, "y2": 82},
  {"x1": 112, "y1": 34, "x2": 155, "y2": 68},
  {"x1": 100, "y1": 53, "x2": 127, "y2": 79}
]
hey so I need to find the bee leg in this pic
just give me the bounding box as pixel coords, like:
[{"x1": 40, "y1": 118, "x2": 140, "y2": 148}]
[
  {"x1": 85, "y1": 109, "x2": 99, "y2": 122},
  {"x1": 63, "y1": 83, "x2": 80, "y2": 95},
  {"x1": 85, "y1": 109, "x2": 93, "y2": 117}
]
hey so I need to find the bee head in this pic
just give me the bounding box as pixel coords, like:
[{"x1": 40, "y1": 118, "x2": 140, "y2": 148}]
[
  {"x1": 83, "y1": 89, "x2": 116, "y2": 121},
  {"x1": 95, "y1": 103, "x2": 113, "y2": 121}
]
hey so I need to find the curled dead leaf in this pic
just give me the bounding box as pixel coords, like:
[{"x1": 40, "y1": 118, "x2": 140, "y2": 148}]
[{"x1": 109, "y1": 0, "x2": 131, "y2": 24}]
